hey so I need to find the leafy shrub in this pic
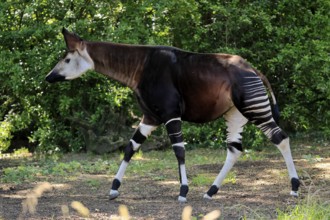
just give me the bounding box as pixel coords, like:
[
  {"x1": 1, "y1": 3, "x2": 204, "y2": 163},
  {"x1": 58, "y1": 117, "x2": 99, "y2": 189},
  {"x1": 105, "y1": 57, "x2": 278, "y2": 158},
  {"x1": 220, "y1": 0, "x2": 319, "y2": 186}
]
[
  {"x1": 182, "y1": 120, "x2": 226, "y2": 149},
  {"x1": 0, "y1": 121, "x2": 13, "y2": 152}
]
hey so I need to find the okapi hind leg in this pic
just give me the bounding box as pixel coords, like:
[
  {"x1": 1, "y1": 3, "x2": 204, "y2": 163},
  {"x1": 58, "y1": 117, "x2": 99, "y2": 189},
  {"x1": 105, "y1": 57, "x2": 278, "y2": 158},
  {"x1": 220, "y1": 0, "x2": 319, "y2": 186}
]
[
  {"x1": 204, "y1": 107, "x2": 248, "y2": 199},
  {"x1": 109, "y1": 122, "x2": 157, "y2": 200},
  {"x1": 276, "y1": 136, "x2": 300, "y2": 196},
  {"x1": 236, "y1": 72, "x2": 300, "y2": 196},
  {"x1": 256, "y1": 122, "x2": 300, "y2": 196}
]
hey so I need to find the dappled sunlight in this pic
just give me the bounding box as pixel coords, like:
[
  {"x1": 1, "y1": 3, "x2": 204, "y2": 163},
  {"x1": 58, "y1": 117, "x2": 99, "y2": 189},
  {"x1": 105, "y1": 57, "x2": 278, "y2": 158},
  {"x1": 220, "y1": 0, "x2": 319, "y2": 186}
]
[
  {"x1": 1, "y1": 192, "x2": 28, "y2": 199},
  {"x1": 158, "y1": 180, "x2": 179, "y2": 186},
  {"x1": 312, "y1": 159, "x2": 330, "y2": 174},
  {"x1": 0, "y1": 182, "x2": 72, "y2": 199},
  {"x1": 51, "y1": 183, "x2": 72, "y2": 190},
  {"x1": 239, "y1": 175, "x2": 284, "y2": 189},
  {"x1": 250, "y1": 179, "x2": 274, "y2": 187},
  {"x1": 267, "y1": 168, "x2": 288, "y2": 177}
]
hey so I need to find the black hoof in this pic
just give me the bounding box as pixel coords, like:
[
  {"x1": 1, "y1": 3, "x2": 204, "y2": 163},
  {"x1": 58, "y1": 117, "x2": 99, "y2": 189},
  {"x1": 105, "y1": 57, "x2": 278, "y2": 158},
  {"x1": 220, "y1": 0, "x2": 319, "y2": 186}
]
[{"x1": 206, "y1": 185, "x2": 219, "y2": 197}]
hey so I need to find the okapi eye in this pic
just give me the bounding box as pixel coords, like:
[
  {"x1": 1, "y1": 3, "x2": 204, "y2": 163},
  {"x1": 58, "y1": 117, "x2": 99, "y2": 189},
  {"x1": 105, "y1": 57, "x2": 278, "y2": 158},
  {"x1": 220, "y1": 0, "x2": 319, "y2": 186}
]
[{"x1": 65, "y1": 58, "x2": 71, "y2": 63}]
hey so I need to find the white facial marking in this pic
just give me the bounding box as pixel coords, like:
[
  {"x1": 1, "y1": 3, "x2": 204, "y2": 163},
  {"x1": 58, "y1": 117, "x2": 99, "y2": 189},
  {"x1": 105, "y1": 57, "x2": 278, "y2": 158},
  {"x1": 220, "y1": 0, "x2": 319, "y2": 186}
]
[{"x1": 49, "y1": 47, "x2": 94, "y2": 80}]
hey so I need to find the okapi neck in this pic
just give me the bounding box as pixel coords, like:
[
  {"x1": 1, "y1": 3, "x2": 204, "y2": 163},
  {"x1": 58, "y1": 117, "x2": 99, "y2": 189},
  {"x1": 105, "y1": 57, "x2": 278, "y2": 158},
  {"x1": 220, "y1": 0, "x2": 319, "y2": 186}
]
[{"x1": 86, "y1": 41, "x2": 150, "y2": 91}]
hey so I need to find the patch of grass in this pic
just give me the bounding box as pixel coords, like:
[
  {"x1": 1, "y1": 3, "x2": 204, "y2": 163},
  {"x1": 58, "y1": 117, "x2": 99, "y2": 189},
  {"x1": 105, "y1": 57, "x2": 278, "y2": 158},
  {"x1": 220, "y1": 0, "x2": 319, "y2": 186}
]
[
  {"x1": 48, "y1": 161, "x2": 82, "y2": 176},
  {"x1": 2, "y1": 165, "x2": 40, "y2": 184},
  {"x1": 302, "y1": 154, "x2": 322, "y2": 163},
  {"x1": 191, "y1": 171, "x2": 237, "y2": 187},
  {"x1": 186, "y1": 148, "x2": 225, "y2": 165},
  {"x1": 127, "y1": 159, "x2": 175, "y2": 177},
  {"x1": 277, "y1": 197, "x2": 330, "y2": 220},
  {"x1": 241, "y1": 149, "x2": 265, "y2": 161},
  {"x1": 13, "y1": 147, "x2": 30, "y2": 156},
  {"x1": 151, "y1": 174, "x2": 167, "y2": 181},
  {"x1": 85, "y1": 179, "x2": 101, "y2": 189},
  {"x1": 82, "y1": 159, "x2": 115, "y2": 174},
  {"x1": 223, "y1": 171, "x2": 237, "y2": 185},
  {"x1": 125, "y1": 151, "x2": 177, "y2": 176},
  {"x1": 132, "y1": 150, "x2": 144, "y2": 159},
  {"x1": 1, "y1": 155, "x2": 117, "y2": 183},
  {"x1": 191, "y1": 174, "x2": 214, "y2": 186}
]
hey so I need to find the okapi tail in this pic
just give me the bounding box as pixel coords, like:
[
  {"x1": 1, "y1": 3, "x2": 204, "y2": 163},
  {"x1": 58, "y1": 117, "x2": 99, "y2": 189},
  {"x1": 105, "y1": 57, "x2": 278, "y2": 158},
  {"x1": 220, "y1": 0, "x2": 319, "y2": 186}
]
[{"x1": 254, "y1": 68, "x2": 280, "y2": 124}]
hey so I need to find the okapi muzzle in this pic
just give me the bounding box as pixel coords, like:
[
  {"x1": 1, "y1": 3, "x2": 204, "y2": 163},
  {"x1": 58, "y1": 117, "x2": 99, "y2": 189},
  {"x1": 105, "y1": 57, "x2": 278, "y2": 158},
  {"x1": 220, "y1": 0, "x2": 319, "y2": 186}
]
[
  {"x1": 46, "y1": 28, "x2": 300, "y2": 203},
  {"x1": 45, "y1": 71, "x2": 66, "y2": 83}
]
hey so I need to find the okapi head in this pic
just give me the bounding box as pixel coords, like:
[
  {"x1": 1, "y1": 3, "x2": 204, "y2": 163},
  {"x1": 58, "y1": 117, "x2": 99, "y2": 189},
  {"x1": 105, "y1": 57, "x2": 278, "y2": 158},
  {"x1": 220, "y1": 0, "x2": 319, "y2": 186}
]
[{"x1": 46, "y1": 28, "x2": 94, "y2": 83}]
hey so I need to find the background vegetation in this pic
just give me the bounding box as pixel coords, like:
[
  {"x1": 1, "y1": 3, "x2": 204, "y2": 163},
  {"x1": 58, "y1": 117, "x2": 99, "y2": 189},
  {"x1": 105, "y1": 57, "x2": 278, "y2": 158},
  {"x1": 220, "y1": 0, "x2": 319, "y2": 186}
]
[{"x1": 1, "y1": 0, "x2": 329, "y2": 153}]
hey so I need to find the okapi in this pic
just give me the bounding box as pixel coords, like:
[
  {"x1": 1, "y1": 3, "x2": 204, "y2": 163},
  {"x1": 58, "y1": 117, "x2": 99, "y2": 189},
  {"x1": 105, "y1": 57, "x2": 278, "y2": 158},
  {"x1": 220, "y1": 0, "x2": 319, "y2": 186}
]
[{"x1": 46, "y1": 28, "x2": 300, "y2": 203}]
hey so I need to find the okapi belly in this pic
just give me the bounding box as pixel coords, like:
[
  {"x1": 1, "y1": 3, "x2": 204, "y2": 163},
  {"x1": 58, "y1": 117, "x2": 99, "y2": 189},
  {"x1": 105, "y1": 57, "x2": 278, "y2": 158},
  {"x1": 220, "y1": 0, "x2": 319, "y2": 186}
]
[{"x1": 182, "y1": 94, "x2": 233, "y2": 123}]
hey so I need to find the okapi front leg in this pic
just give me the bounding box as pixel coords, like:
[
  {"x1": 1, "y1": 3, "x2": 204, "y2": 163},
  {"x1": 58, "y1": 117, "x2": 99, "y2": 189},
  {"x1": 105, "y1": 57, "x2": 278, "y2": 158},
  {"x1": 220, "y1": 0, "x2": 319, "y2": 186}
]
[
  {"x1": 204, "y1": 147, "x2": 242, "y2": 199},
  {"x1": 165, "y1": 118, "x2": 189, "y2": 203},
  {"x1": 109, "y1": 122, "x2": 157, "y2": 200},
  {"x1": 204, "y1": 107, "x2": 247, "y2": 199}
]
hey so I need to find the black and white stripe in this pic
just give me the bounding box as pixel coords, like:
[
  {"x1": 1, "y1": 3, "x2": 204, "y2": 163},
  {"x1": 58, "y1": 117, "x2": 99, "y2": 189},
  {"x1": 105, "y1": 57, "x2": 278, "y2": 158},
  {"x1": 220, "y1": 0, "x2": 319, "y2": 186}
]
[
  {"x1": 239, "y1": 75, "x2": 283, "y2": 144},
  {"x1": 110, "y1": 122, "x2": 157, "y2": 200},
  {"x1": 165, "y1": 117, "x2": 189, "y2": 202}
]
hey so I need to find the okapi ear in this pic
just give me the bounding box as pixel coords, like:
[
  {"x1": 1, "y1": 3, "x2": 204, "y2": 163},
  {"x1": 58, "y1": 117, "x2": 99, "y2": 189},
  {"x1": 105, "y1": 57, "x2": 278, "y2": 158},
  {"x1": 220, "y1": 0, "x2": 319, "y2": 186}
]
[{"x1": 62, "y1": 27, "x2": 84, "y2": 51}]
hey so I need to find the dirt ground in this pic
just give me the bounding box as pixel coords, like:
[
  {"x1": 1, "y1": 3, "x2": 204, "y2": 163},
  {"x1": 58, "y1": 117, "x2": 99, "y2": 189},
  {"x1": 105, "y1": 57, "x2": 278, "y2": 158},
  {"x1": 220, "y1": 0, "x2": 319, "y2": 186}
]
[{"x1": 1, "y1": 146, "x2": 330, "y2": 220}]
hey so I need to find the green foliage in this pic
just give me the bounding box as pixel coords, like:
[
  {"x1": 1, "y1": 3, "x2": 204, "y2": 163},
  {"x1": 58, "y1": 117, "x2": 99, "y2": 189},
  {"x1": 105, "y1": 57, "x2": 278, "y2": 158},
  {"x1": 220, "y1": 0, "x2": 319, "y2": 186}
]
[
  {"x1": 302, "y1": 154, "x2": 322, "y2": 163},
  {"x1": 0, "y1": 0, "x2": 329, "y2": 152},
  {"x1": 191, "y1": 172, "x2": 236, "y2": 186},
  {"x1": 241, "y1": 149, "x2": 266, "y2": 161},
  {"x1": 2, "y1": 165, "x2": 39, "y2": 184},
  {"x1": 82, "y1": 159, "x2": 114, "y2": 174},
  {"x1": 191, "y1": 174, "x2": 214, "y2": 186},
  {"x1": 277, "y1": 197, "x2": 330, "y2": 220},
  {"x1": 242, "y1": 125, "x2": 268, "y2": 150},
  {"x1": 85, "y1": 179, "x2": 101, "y2": 189},
  {"x1": 182, "y1": 120, "x2": 226, "y2": 149},
  {"x1": 12, "y1": 147, "x2": 30, "y2": 156},
  {"x1": 0, "y1": 156, "x2": 116, "y2": 183},
  {"x1": 0, "y1": 121, "x2": 13, "y2": 152},
  {"x1": 48, "y1": 161, "x2": 82, "y2": 176}
]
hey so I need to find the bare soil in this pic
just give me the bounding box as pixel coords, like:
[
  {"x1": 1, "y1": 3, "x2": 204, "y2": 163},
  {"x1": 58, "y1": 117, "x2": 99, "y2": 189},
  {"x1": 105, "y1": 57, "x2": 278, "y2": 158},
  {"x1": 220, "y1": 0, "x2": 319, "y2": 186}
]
[{"x1": 1, "y1": 145, "x2": 329, "y2": 220}]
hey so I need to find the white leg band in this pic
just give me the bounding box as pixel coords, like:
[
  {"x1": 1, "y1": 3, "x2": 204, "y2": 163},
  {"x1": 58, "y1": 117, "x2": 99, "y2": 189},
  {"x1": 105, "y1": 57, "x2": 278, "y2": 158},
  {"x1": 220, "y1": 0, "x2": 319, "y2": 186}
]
[
  {"x1": 115, "y1": 161, "x2": 129, "y2": 182},
  {"x1": 172, "y1": 142, "x2": 185, "y2": 148},
  {"x1": 139, "y1": 123, "x2": 157, "y2": 137},
  {"x1": 277, "y1": 138, "x2": 298, "y2": 179},
  {"x1": 180, "y1": 164, "x2": 188, "y2": 185},
  {"x1": 213, "y1": 148, "x2": 242, "y2": 187},
  {"x1": 165, "y1": 117, "x2": 181, "y2": 126},
  {"x1": 130, "y1": 139, "x2": 141, "y2": 151}
]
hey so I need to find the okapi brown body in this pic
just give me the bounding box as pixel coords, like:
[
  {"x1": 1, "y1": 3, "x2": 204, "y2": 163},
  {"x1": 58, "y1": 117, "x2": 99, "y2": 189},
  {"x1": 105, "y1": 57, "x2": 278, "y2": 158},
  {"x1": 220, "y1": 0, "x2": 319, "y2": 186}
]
[{"x1": 46, "y1": 28, "x2": 300, "y2": 202}]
